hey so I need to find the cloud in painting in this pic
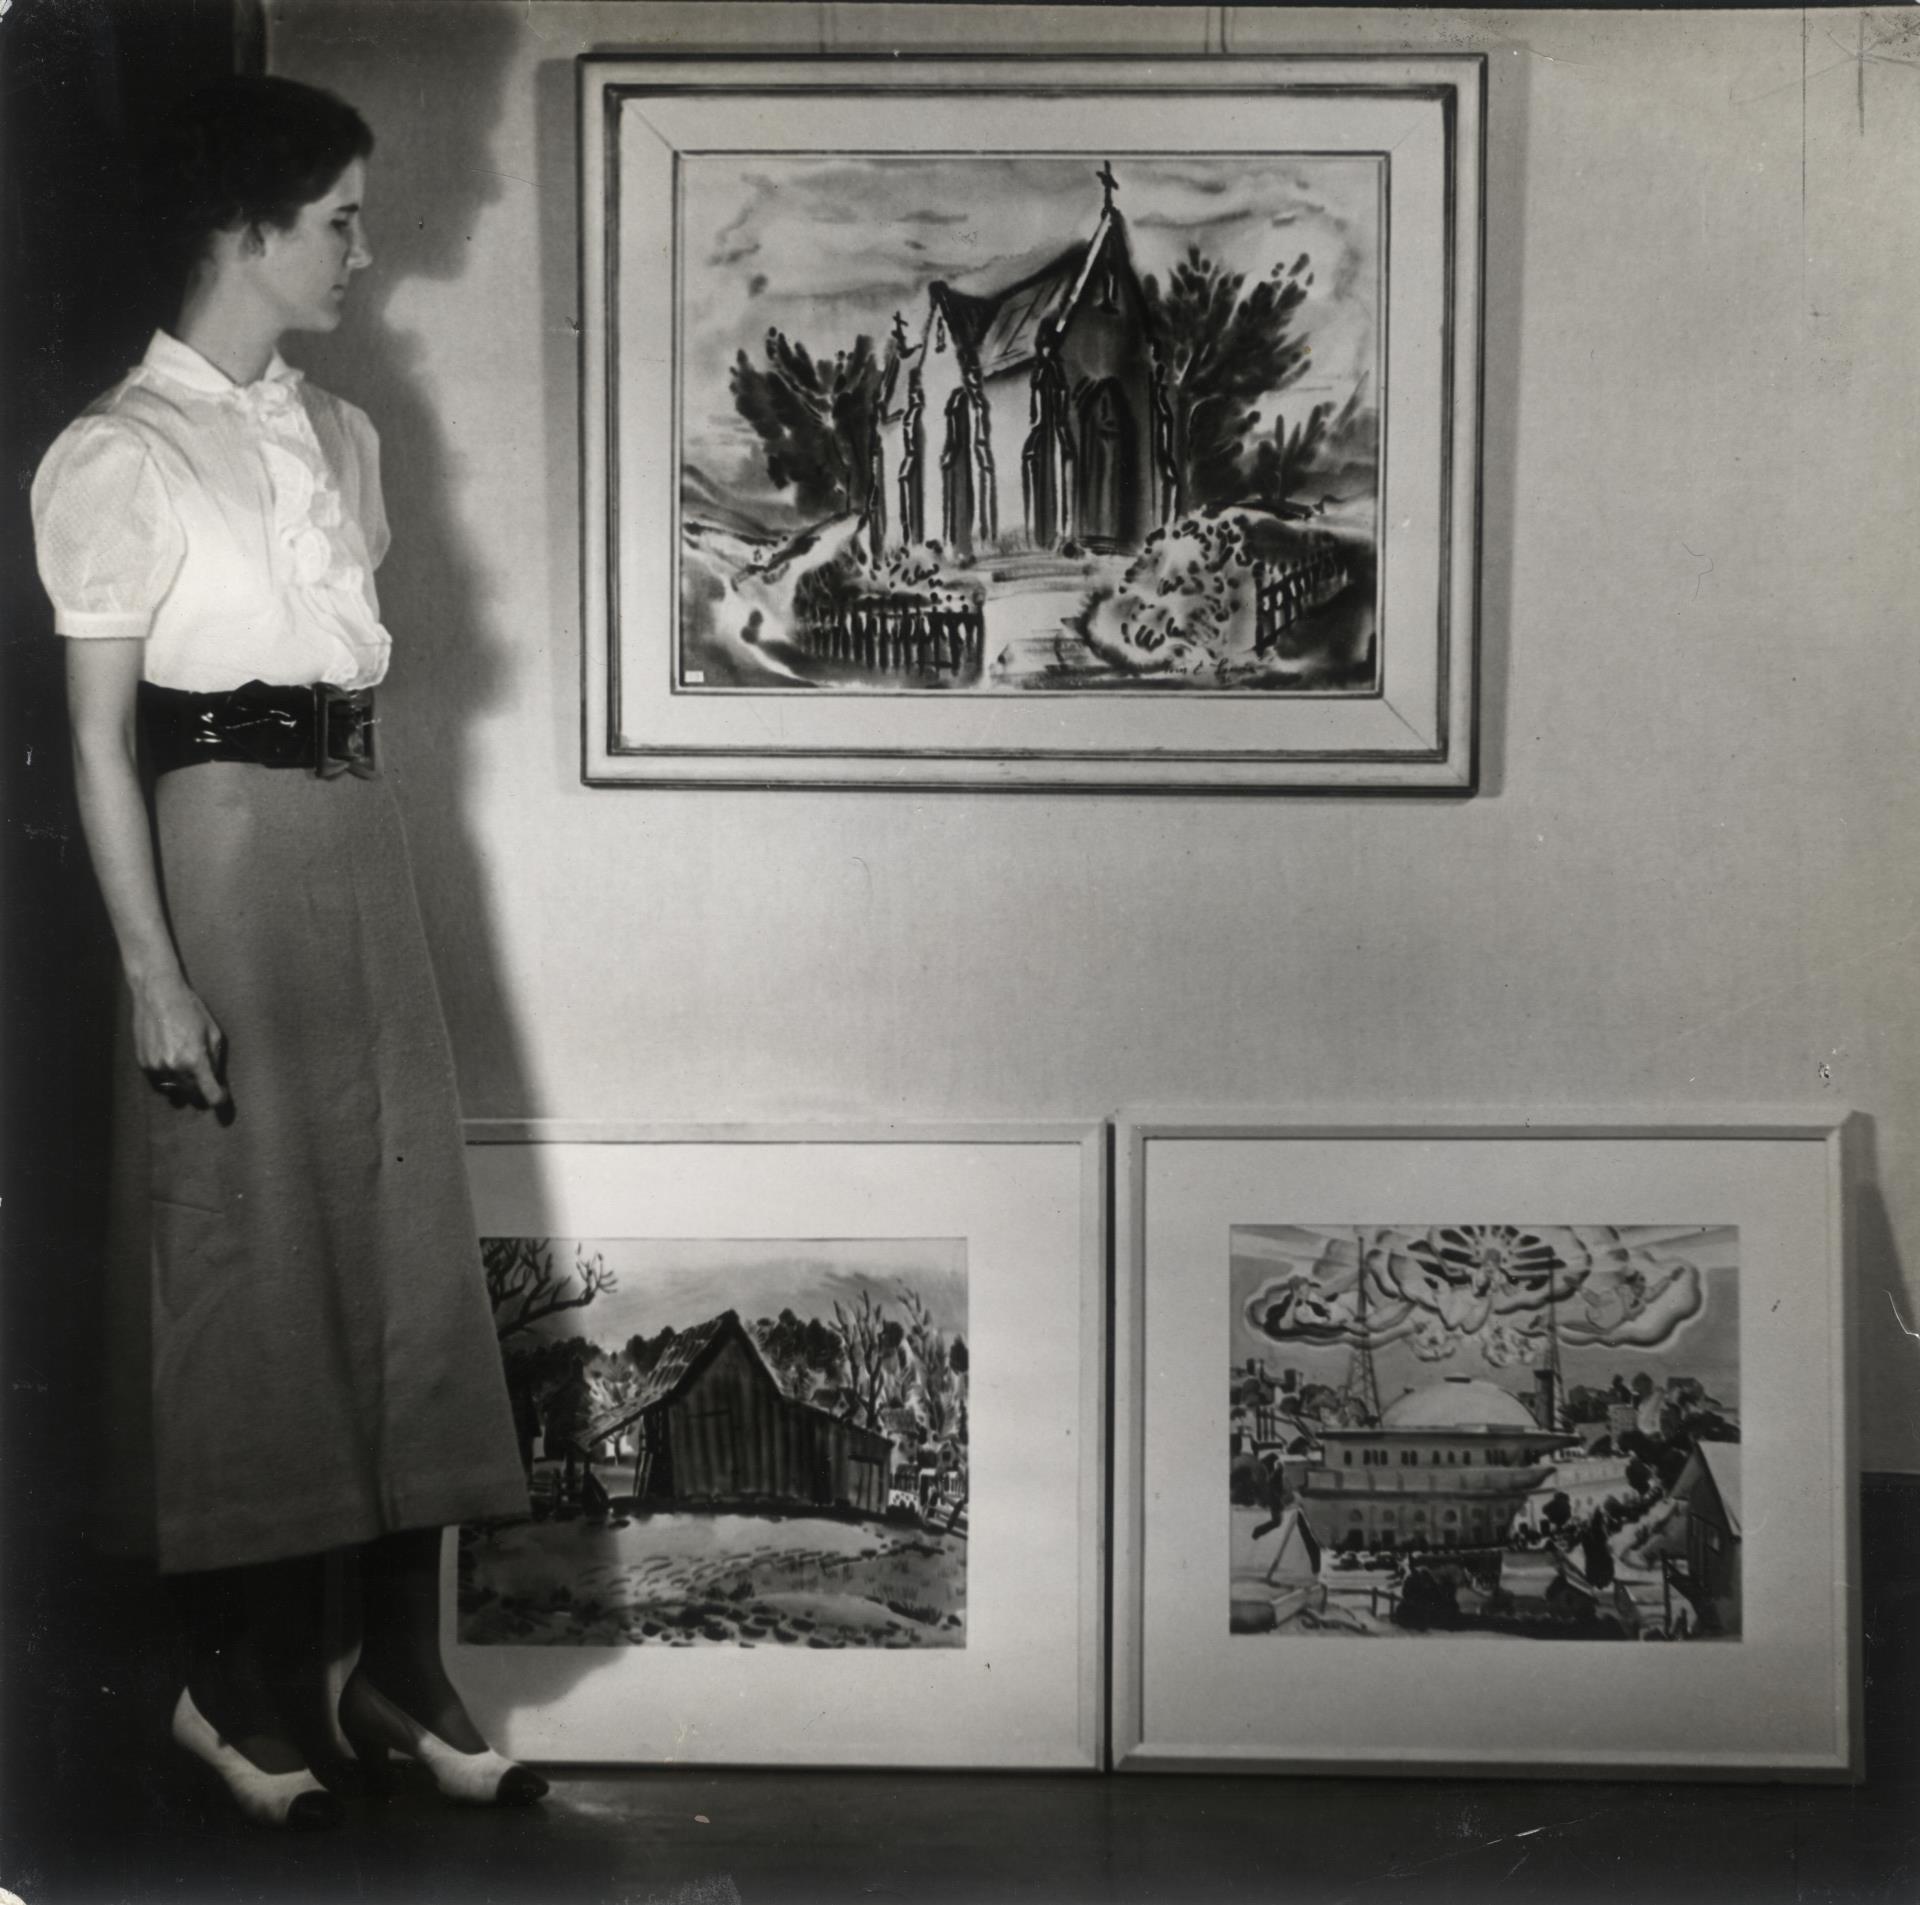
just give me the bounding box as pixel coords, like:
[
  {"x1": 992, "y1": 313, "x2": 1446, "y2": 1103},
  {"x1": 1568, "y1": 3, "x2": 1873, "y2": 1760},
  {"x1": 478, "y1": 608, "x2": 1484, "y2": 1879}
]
[
  {"x1": 1240, "y1": 1225, "x2": 1733, "y2": 1361},
  {"x1": 1561, "y1": 1257, "x2": 1706, "y2": 1350}
]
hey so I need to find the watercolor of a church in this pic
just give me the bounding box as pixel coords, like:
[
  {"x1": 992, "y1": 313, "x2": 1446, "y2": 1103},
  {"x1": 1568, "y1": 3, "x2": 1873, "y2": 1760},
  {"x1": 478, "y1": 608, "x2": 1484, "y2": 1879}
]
[{"x1": 874, "y1": 165, "x2": 1170, "y2": 560}]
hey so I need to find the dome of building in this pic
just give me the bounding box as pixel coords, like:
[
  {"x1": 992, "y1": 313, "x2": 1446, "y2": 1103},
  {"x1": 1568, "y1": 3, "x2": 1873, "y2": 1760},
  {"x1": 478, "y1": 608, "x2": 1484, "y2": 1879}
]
[{"x1": 1380, "y1": 1376, "x2": 1541, "y2": 1432}]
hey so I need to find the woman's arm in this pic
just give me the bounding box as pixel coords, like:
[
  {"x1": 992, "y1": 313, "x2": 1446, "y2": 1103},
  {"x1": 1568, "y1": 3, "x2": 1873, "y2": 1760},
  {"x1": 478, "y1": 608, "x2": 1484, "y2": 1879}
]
[{"x1": 66, "y1": 640, "x2": 229, "y2": 1110}]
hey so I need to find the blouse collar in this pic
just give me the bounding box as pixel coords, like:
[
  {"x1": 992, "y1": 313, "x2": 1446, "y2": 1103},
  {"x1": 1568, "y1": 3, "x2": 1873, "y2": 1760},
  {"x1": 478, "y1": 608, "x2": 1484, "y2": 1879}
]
[{"x1": 141, "y1": 330, "x2": 304, "y2": 401}]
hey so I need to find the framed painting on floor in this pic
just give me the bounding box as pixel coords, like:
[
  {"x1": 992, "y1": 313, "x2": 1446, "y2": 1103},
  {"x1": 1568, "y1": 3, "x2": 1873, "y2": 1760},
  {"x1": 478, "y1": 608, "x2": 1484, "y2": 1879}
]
[
  {"x1": 450, "y1": 1122, "x2": 1106, "y2": 1769},
  {"x1": 1113, "y1": 1112, "x2": 1858, "y2": 1778},
  {"x1": 580, "y1": 55, "x2": 1484, "y2": 790}
]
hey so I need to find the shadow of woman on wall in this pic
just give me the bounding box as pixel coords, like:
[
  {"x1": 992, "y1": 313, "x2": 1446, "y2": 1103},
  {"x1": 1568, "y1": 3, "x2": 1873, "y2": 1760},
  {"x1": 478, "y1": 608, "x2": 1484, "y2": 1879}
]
[
  {"x1": 287, "y1": 9, "x2": 538, "y2": 1129},
  {"x1": 280, "y1": 10, "x2": 625, "y2": 1755}
]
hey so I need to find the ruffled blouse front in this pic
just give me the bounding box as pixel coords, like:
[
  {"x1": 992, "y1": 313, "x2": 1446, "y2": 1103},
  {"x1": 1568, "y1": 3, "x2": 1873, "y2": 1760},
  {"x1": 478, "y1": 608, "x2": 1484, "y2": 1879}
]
[{"x1": 31, "y1": 331, "x2": 393, "y2": 691}]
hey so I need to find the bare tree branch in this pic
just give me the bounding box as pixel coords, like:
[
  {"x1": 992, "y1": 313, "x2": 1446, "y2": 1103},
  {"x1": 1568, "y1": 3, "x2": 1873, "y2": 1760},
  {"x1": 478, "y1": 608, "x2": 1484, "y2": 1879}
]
[
  {"x1": 483, "y1": 1238, "x2": 617, "y2": 1342},
  {"x1": 832, "y1": 1290, "x2": 902, "y2": 1432}
]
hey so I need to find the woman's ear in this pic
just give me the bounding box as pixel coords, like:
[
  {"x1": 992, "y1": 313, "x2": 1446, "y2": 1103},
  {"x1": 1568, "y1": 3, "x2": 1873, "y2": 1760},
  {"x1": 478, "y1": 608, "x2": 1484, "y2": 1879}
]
[{"x1": 241, "y1": 222, "x2": 268, "y2": 259}]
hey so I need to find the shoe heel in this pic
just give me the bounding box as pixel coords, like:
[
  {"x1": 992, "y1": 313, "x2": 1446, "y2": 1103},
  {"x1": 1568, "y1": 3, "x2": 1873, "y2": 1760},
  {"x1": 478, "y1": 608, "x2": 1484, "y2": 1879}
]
[
  {"x1": 339, "y1": 1671, "x2": 546, "y2": 1807},
  {"x1": 337, "y1": 1711, "x2": 397, "y2": 1797}
]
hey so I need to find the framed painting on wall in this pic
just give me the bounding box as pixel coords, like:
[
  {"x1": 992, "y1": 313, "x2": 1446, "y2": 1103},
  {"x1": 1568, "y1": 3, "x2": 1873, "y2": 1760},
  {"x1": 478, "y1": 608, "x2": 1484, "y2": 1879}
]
[
  {"x1": 1113, "y1": 1113, "x2": 1859, "y2": 1778},
  {"x1": 580, "y1": 55, "x2": 1484, "y2": 790},
  {"x1": 450, "y1": 1122, "x2": 1106, "y2": 1768}
]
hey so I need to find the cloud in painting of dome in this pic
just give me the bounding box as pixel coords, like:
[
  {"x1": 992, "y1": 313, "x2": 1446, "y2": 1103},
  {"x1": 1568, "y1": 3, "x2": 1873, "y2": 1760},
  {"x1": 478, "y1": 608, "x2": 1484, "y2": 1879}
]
[{"x1": 1381, "y1": 1377, "x2": 1544, "y2": 1433}]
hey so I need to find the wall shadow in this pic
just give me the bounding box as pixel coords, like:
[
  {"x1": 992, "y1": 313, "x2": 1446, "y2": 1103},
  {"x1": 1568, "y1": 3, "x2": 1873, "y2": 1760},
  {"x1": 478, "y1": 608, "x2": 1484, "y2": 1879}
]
[
  {"x1": 283, "y1": 5, "x2": 541, "y2": 1124},
  {"x1": 1847, "y1": 1119, "x2": 1918, "y2": 1781},
  {"x1": 1849, "y1": 1120, "x2": 1916, "y2": 1481},
  {"x1": 274, "y1": 3, "x2": 623, "y2": 1740}
]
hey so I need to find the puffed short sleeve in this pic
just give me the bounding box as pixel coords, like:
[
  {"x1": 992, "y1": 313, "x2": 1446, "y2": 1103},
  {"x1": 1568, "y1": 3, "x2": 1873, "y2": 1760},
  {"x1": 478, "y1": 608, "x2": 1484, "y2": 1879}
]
[{"x1": 30, "y1": 420, "x2": 186, "y2": 639}]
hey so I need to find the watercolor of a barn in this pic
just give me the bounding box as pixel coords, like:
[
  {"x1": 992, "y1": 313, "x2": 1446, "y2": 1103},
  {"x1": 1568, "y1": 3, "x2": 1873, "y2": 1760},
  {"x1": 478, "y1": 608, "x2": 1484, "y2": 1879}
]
[{"x1": 570, "y1": 1309, "x2": 894, "y2": 1517}]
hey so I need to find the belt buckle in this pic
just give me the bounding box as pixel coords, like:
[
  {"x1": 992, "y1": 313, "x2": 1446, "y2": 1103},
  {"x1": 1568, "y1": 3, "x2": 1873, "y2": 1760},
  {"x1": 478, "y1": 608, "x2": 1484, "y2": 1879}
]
[{"x1": 316, "y1": 684, "x2": 377, "y2": 779}]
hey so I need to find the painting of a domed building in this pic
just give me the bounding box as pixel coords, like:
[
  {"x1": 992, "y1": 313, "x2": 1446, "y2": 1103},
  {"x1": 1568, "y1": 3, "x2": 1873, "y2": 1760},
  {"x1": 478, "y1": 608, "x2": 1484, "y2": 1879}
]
[
  {"x1": 1301, "y1": 1376, "x2": 1574, "y2": 1553},
  {"x1": 1227, "y1": 1225, "x2": 1743, "y2": 1642},
  {"x1": 675, "y1": 153, "x2": 1382, "y2": 696}
]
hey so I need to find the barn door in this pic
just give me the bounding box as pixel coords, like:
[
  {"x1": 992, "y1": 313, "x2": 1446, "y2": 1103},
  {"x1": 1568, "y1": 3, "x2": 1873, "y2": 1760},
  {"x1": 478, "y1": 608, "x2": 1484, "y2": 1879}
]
[
  {"x1": 631, "y1": 1413, "x2": 673, "y2": 1501},
  {"x1": 682, "y1": 1404, "x2": 737, "y2": 1499}
]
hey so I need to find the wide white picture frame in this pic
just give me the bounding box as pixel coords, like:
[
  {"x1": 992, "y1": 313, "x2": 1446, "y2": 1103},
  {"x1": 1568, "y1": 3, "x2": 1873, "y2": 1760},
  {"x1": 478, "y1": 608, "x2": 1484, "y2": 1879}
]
[
  {"x1": 581, "y1": 55, "x2": 1484, "y2": 790},
  {"x1": 452, "y1": 1122, "x2": 1106, "y2": 1770},
  {"x1": 1114, "y1": 1112, "x2": 1859, "y2": 1779}
]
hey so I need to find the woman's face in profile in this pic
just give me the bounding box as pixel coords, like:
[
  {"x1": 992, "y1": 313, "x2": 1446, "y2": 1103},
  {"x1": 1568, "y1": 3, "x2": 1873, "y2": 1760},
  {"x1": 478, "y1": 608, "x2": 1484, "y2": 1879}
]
[{"x1": 255, "y1": 158, "x2": 372, "y2": 335}]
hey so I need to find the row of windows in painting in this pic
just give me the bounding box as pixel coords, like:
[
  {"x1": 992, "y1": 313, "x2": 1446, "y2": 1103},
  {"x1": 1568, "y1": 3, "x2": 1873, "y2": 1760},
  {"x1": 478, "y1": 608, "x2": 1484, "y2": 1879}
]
[
  {"x1": 1347, "y1": 1503, "x2": 1495, "y2": 1528},
  {"x1": 1345, "y1": 1446, "x2": 1531, "y2": 1469}
]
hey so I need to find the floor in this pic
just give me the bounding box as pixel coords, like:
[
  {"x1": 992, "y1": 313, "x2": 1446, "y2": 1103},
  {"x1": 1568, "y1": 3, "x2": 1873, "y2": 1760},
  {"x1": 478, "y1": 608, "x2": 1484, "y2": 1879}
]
[
  {"x1": 8, "y1": 1756, "x2": 1917, "y2": 1905},
  {"x1": 5, "y1": 1479, "x2": 1914, "y2": 1905}
]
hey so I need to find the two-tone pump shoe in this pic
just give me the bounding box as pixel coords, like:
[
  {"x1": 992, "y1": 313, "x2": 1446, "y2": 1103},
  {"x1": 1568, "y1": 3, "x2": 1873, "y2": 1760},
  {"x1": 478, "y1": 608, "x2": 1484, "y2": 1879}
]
[
  {"x1": 171, "y1": 1686, "x2": 345, "y2": 1830},
  {"x1": 338, "y1": 1669, "x2": 548, "y2": 1806}
]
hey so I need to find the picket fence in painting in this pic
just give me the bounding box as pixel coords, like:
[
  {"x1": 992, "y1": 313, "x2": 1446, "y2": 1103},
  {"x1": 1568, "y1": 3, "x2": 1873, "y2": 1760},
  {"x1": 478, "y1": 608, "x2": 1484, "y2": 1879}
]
[
  {"x1": 460, "y1": 1239, "x2": 968, "y2": 1649},
  {"x1": 1229, "y1": 1225, "x2": 1742, "y2": 1642},
  {"x1": 676, "y1": 154, "x2": 1381, "y2": 696}
]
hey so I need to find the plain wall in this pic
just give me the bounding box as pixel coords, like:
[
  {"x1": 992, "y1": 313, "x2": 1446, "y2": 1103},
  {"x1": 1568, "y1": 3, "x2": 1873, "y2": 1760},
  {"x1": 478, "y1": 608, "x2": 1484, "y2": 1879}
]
[{"x1": 265, "y1": 2, "x2": 1920, "y2": 1473}]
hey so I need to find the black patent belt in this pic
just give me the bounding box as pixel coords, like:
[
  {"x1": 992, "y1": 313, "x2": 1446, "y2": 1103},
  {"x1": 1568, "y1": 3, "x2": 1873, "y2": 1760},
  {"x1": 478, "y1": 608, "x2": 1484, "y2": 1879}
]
[{"x1": 139, "y1": 680, "x2": 377, "y2": 778}]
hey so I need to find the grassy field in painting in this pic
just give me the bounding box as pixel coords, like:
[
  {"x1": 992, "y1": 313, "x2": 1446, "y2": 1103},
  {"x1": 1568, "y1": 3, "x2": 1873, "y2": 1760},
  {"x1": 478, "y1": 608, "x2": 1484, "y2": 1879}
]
[{"x1": 458, "y1": 1508, "x2": 967, "y2": 1649}]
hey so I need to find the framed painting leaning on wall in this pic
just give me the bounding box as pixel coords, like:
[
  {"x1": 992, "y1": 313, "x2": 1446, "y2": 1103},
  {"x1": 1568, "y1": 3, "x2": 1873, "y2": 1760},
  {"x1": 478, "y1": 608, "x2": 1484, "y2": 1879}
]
[
  {"x1": 580, "y1": 56, "x2": 1484, "y2": 790},
  {"x1": 1113, "y1": 1113, "x2": 1859, "y2": 1778},
  {"x1": 449, "y1": 1123, "x2": 1106, "y2": 1768}
]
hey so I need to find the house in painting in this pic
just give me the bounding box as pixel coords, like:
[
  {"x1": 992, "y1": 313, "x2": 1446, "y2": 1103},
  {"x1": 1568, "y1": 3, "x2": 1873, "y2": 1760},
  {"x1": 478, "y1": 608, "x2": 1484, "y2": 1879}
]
[
  {"x1": 1261, "y1": 1504, "x2": 1324, "y2": 1589},
  {"x1": 1517, "y1": 1451, "x2": 1637, "y2": 1531},
  {"x1": 875, "y1": 164, "x2": 1170, "y2": 559},
  {"x1": 1296, "y1": 1376, "x2": 1578, "y2": 1551},
  {"x1": 1667, "y1": 1440, "x2": 1742, "y2": 1635},
  {"x1": 566, "y1": 1310, "x2": 894, "y2": 1518}
]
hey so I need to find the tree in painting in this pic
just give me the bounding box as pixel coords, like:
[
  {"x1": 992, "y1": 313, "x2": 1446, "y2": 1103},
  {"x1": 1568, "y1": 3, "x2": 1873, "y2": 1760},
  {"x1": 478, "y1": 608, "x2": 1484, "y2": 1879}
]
[
  {"x1": 730, "y1": 329, "x2": 886, "y2": 523},
  {"x1": 460, "y1": 1240, "x2": 969, "y2": 1650},
  {"x1": 744, "y1": 1307, "x2": 847, "y2": 1404},
  {"x1": 1225, "y1": 1225, "x2": 1742, "y2": 1643},
  {"x1": 1143, "y1": 244, "x2": 1314, "y2": 518},
  {"x1": 483, "y1": 1237, "x2": 616, "y2": 1340},
  {"x1": 833, "y1": 1287, "x2": 908, "y2": 1432}
]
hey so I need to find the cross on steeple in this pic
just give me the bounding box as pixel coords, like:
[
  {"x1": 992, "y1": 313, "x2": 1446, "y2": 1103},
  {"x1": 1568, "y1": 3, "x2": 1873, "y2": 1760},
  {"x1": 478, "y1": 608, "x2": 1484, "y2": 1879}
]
[{"x1": 1096, "y1": 160, "x2": 1119, "y2": 214}]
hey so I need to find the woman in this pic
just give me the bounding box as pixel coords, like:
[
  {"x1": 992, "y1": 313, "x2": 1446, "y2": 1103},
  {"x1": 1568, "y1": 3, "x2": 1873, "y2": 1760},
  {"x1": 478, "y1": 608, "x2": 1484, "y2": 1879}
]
[{"x1": 32, "y1": 78, "x2": 544, "y2": 1828}]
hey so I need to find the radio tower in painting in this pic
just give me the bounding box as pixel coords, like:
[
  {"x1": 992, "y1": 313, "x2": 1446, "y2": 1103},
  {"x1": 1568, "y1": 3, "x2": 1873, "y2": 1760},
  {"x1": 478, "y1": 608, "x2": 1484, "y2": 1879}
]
[
  {"x1": 1534, "y1": 1280, "x2": 1566, "y2": 1431},
  {"x1": 1342, "y1": 1250, "x2": 1383, "y2": 1425}
]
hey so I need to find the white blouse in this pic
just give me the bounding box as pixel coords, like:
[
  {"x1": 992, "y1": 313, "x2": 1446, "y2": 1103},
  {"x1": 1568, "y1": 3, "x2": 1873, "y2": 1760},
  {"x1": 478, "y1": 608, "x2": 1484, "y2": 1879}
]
[{"x1": 31, "y1": 330, "x2": 393, "y2": 692}]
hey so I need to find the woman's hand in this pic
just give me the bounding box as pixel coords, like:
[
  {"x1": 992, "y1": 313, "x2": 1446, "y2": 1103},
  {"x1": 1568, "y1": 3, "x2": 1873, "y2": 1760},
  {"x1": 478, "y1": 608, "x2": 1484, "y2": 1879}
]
[
  {"x1": 66, "y1": 641, "x2": 232, "y2": 1113},
  {"x1": 131, "y1": 970, "x2": 229, "y2": 1110}
]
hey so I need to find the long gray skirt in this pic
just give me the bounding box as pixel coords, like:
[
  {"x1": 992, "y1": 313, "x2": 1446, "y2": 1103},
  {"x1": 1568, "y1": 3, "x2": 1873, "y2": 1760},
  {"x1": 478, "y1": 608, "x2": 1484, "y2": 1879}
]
[{"x1": 98, "y1": 761, "x2": 527, "y2": 1574}]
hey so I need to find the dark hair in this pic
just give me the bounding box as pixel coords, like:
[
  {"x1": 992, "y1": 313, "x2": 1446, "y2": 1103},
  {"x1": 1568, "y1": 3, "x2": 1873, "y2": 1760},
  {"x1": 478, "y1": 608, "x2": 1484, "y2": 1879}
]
[{"x1": 144, "y1": 77, "x2": 373, "y2": 300}]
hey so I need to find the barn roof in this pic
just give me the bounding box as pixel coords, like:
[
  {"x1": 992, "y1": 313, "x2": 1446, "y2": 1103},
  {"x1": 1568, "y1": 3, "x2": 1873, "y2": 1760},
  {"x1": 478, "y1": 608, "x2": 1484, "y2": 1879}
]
[
  {"x1": 572, "y1": 1310, "x2": 754, "y2": 1450},
  {"x1": 631, "y1": 1313, "x2": 736, "y2": 1413},
  {"x1": 570, "y1": 1309, "x2": 890, "y2": 1457}
]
